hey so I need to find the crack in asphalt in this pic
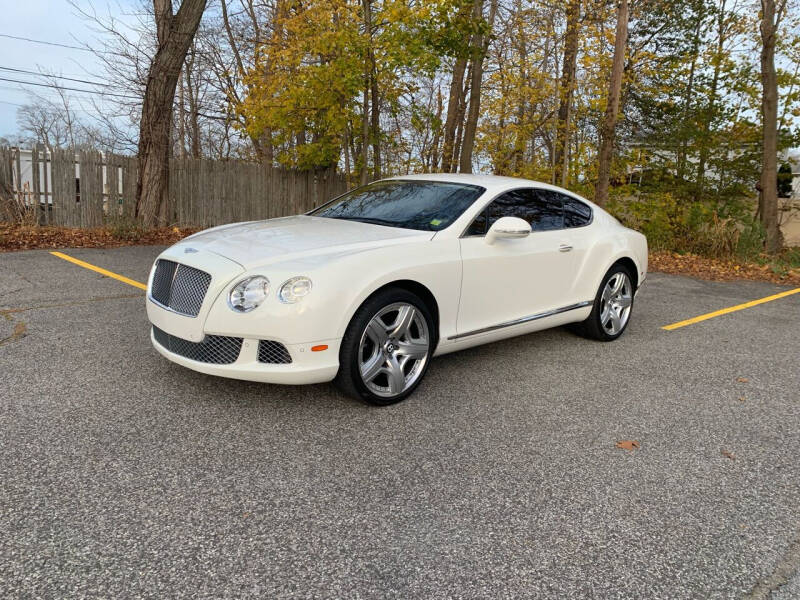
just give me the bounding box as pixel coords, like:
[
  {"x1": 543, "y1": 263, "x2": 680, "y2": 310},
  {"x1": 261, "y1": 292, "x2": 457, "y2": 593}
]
[
  {"x1": 0, "y1": 319, "x2": 26, "y2": 347},
  {"x1": 0, "y1": 294, "x2": 141, "y2": 349},
  {"x1": 746, "y1": 530, "x2": 800, "y2": 599},
  {"x1": 0, "y1": 293, "x2": 142, "y2": 317},
  {"x1": 0, "y1": 286, "x2": 25, "y2": 298}
]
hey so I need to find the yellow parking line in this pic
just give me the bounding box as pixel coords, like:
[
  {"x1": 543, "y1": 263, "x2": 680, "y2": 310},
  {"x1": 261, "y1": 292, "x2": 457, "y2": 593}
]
[
  {"x1": 50, "y1": 251, "x2": 147, "y2": 291},
  {"x1": 662, "y1": 286, "x2": 800, "y2": 330}
]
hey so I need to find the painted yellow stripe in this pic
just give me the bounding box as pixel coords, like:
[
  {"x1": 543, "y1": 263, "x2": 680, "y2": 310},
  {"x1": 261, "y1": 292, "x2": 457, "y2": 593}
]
[
  {"x1": 662, "y1": 286, "x2": 800, "y2": 330},
  {"x1": 50, "y1": 251, "x2": 147, "y2": 291}
]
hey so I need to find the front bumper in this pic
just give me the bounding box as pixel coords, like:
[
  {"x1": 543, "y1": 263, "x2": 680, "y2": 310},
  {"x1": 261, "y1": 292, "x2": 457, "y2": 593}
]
[
  {"x1": 145, "y1": 246, "x2": 346, "y2": 385},
  {"x1": 151, "y1": 327, "x2": 340, "y2": 385}
]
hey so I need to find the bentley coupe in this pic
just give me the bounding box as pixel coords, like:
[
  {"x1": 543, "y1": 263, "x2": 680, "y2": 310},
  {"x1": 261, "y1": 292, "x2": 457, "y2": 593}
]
[{"x1": 146, "y1": 174, "x2": 647, "y2": 405}]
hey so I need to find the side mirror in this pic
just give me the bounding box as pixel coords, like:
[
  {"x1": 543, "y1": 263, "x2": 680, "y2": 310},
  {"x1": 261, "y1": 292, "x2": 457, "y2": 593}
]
[{"x1": 485, "y1": 216, "x2": 531, "y2": 245}]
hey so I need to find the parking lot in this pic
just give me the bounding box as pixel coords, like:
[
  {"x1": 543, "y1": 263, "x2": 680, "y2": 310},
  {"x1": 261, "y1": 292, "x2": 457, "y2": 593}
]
[{"x1": 1, "y1": 245, "x2": 799, "y2": 599}]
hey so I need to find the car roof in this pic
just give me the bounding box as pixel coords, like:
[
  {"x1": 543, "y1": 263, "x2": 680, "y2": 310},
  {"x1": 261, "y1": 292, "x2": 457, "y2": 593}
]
[{"x1": 384, "y1": 173, "x2": 589, "y2": 199}]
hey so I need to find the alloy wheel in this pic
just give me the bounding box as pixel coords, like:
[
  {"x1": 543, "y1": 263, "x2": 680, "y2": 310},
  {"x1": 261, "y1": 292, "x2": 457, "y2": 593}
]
[
  {"x1": 600, "y1": 272, "x2": 633, "y2": 335},
  {"x1": 358, "y1": 302, "x2": 430, "y2": 398}
]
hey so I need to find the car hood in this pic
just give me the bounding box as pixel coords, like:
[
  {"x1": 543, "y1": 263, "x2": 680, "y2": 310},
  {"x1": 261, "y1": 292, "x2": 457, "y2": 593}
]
[{"x1": 175, "y1": 215, "x2": 433, "y2": 269}]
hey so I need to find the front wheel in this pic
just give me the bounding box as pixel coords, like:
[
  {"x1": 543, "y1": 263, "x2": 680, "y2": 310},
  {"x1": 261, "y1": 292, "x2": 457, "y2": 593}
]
[
  {"x1": 574, "y1": 264, "x2": 635, "y2": 341},
  {"x1": 334, "y1": 288, "x2": 434, "y2": 405}
]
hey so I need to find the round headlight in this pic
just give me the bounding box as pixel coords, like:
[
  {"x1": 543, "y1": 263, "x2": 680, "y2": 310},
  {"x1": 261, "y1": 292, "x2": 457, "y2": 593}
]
[
  {"x1": 228, "y1": 276, "x2": 270, "y2": 312},
  {"x1": 279, "y1": 276, "x2": 312, "y2": 303}
]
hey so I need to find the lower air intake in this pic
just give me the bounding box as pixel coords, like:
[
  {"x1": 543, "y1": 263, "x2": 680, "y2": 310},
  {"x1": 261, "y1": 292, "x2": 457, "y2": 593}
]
[
  {"x1": 258, "y1": 340, "x2": 292, "y2": 364},
  {"x1": 153, "y1": 326, "x2": 243, "y2": 365}
]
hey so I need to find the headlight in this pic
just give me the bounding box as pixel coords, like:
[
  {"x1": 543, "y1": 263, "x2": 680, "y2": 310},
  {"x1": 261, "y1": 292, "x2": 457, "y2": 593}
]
[
  {"x1": 279, "y1": 276, "x2": 312, "y2": 303},
  {"x1": 228, "y1": 276, "x2": 270, "y2": 312}
]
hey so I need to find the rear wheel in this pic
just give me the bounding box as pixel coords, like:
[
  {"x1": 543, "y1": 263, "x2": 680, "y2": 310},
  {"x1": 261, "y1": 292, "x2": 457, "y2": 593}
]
[
  {"x1": 574, "y1": 264, "x2": 634, "y2": 341},
  {"x1": 334, "y1": 288, "x2": 434, "y2": 405}
]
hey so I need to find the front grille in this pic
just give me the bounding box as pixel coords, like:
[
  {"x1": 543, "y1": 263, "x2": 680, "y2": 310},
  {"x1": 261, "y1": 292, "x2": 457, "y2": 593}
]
[
  {"x1": 153, "y1": 326, "x2": 243, "y2": 365},
  {"x1": 150, "y1": 259, "x2": 211, "y2": 317},
  {"x1": 258, "y1": 340, "x2": 292, "y2": 364}
]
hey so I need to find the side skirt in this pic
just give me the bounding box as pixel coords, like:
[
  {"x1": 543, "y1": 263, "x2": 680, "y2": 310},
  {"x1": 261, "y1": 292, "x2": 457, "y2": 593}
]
[{"x1": 448, "y1": 300, "x2": 593, "y2": 341}]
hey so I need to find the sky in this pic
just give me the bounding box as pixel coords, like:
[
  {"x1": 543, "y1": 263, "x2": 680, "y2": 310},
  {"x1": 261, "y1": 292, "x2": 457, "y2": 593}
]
[{"x1": 0, "y1": 0, "x2": 138, "y2": 141}]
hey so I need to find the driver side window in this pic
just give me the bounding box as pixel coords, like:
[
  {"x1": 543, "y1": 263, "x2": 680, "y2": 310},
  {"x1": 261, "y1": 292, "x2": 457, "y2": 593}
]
[{"x1": 465, "y1": 189, "x2": 564, "y2": 236}]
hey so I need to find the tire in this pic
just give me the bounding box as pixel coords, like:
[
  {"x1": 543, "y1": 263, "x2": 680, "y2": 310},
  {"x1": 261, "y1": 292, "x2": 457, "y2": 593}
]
[
  {"x1": 334, "y1": 288, "x2": 436, "y2": 405},
  {"x1": 573, "y1": 263, "x2": 635, "y2": 341}
]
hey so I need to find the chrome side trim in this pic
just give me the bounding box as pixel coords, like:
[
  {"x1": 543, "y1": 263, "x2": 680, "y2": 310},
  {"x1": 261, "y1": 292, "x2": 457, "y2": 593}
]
[
  {"x1": 448, "y1": 300, "x2": 593, "y2": 340},
  {"x1": 147, "y1": 294, "x2": 199, "y2": 318},
  {"x1": 494, "y1": 229, "x2": 530, "y2": 237}
]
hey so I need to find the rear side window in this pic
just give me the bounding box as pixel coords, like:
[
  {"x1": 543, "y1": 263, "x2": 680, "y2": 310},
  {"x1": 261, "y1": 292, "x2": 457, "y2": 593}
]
[
  {"x1": 562, "y1": 195, "x2": 592, "y2": 227},
  {"x1": 528, "y1": 190, "x2": 564, "y2": 231}
]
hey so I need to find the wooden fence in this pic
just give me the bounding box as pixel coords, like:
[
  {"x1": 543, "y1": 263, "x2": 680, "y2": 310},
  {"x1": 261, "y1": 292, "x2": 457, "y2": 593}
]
[{"x1": 0, "y1": 147, "x2": 349, "y2": 228}]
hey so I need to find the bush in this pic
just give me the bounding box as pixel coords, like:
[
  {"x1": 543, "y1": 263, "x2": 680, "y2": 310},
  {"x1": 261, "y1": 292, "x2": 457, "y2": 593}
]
[
  {"x1": 606, "y1": 192, "x2": 686, "y2": 252},
  {"x1": 107, "y1": 218, "x2": 147, "y2": 242},
  {"x1": 606, "y1": 192, "x2": 764, "y2": 259}
]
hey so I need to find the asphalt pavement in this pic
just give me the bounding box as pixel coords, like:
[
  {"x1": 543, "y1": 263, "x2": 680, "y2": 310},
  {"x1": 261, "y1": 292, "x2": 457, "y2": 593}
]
[{"x1": 1, "y1": 246, "x2": 799, "y2": 599}]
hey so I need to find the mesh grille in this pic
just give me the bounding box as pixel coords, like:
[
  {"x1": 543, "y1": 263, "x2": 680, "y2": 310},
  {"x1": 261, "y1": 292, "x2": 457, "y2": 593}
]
[
  {"x1": 153, "y1": 326, "x2": 242, "y2": 365},
  {"x1": 150, "y1": 260, "x2": 211, "y2": 317},
  {"x1": 258, "y1": 340, "x2": 292, "y2": 364},
  {"x1": 151, "y1": 260, "x2": 177, "y2": 306}
]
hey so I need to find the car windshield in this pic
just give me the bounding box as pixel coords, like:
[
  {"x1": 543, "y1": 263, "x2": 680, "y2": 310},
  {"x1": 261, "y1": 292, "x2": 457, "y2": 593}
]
[{"x1": 310, "y1": 180, "x2": 485, "y2": 232}]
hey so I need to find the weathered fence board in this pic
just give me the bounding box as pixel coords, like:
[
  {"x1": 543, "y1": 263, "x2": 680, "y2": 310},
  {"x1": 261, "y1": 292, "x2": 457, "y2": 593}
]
[{"x1": 0, "y1": 146, "x2": 349, "y2": 228}]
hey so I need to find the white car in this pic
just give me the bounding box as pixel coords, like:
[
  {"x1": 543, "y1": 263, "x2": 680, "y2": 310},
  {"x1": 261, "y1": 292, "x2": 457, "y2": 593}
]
[{"x1": 146, "y1": 174, "x2": 647, "y2": 405}]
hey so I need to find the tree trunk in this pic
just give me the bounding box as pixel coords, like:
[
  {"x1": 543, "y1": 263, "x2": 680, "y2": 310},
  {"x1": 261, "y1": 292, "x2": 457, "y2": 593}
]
[
  {"x1": 370, "y1": 65, "x2": 381, "y2": 179},
  {"x1": 343, "y1": 124, "x2": 351, "y2": 181},
  {"x1": 135, "y1": 0, "x2": 207, "y2": 227},
  {"x1": 458, "y1": 57, "x2": 482, "y2": 172},
  {"x1": 554, "y1": 0, "x2": 580, "y2": 186},
  {"x1": 178, "y1": 70, "x2": 187, "y2": 159},
  {"x1": 459, "y1": 0, "x2": 497, "y2": 173},
  {"x1": 184, "y1": 48, "x2": 201, "y2": 158},
  {"x1": 594, "y1": 0, "x2": 628, "y2": 207},
  {"x1": 458, "y1": 0, "x2": 485, "y2": 174},
  {"x1": 759, "y1": 0, "x2": 786, "y2": 253},
  {"x1": 359, "y1": 0, "x2": 373, "y2": 184},
  {"x1": 430, "y1": 86, "x2": 443, "y2": 171},
  {"x1": 452, "y1": 67, "x2": 472, "y2": 169},
  {"x1": 365, "y1": 0, "x2": 380, "y2": 179},
  {"x1": 441, "y1": 55, "x2": 468, "y2": 173}
]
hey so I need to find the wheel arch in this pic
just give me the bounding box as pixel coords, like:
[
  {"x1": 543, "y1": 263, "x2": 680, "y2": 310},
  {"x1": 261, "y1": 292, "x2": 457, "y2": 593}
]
[
  {"x1": 610, "y1": 256, "x2": 639, "y2": 288},
  {"x1": 343, "y1": 279, "x2": 441, "y2": 347}
]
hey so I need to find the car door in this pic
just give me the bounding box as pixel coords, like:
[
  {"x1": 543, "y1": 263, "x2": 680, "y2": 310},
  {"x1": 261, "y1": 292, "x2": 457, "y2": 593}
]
[
  {"x1": 456, "y1": 188, "x2": 578, "y2": 336},
  {"x1": 546, "y1": 189, "x2": 594, "y2": 300}
]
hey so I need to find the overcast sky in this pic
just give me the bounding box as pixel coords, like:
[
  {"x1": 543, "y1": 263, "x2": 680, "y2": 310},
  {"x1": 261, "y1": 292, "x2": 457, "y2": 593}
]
[{"x1": 0, "y1": 0, "x2": 138, "y2": 140}]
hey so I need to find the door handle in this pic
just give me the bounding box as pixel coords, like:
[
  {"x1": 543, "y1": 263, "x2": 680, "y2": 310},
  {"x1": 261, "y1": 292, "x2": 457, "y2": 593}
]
[{"x1": 559, "y1": 243, "x2": 573, "y2": 252}]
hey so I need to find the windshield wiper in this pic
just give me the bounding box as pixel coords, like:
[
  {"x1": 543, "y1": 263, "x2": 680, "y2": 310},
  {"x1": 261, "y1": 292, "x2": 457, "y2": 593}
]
[{"x1": 329, "y1": 216, "x2": 401, "y2": 227}]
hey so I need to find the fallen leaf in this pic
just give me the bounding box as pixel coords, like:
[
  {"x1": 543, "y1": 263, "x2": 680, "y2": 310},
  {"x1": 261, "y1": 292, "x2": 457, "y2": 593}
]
[
  {"x1": 647, "y1": 251, "x2": 800, "y2": 286},
  {"x1": 0, "y1": 223, "x2": 199, "y2": 253},
  {"x1": 615, "y1": 440, "x2": 640, "y2": 451},
  {"x1": 721, "y1": 450, "x2": 735, "y2": 460},
  {"x1": 737, "y1": 396, "x2": 746, "y2": 402},
  {"x1": 736, "y1": 377, "x2": 749, "y2": 383}
]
